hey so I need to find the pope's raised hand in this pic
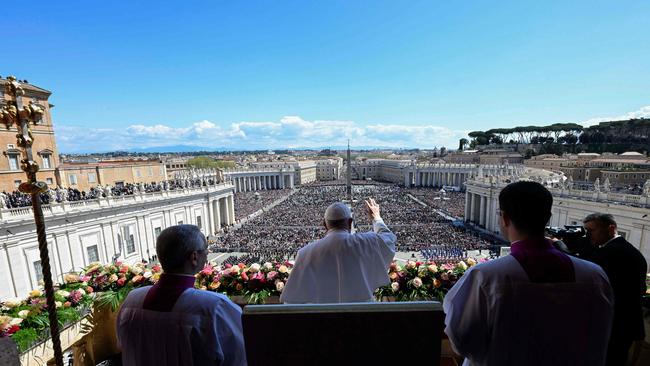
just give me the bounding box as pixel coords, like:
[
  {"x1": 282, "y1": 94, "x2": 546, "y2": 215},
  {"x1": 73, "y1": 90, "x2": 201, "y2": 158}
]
[{"x1": 365, "y1": 198, "x2": 381, "y2": 221}]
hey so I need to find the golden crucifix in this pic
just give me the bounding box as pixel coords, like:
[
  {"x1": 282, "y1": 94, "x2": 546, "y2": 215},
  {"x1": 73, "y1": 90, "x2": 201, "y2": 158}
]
[{"x1": 1, "y1": 76, "x2": 63, "y2": 366}]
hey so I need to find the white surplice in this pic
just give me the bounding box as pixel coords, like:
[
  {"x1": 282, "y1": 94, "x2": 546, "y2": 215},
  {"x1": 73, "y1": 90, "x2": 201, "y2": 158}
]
[
  {"x1": 443, "y1": 255, "x2": 614, "y2": 366},
  {"x1": 280, "y1": 218, "x2": 396, "y2": 303},
  {"x1": 117, "y1": 287, "x2": 247, "y2": 366}
]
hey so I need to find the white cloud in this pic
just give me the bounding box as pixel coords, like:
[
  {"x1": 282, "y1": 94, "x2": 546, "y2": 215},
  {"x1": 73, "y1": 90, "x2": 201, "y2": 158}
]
[
  {"x1": 56, "y1": 116, "x2": 466, "y2": 153},
  {"x1": 582, "y1": 105, "x2": 650, "y2": 127}
]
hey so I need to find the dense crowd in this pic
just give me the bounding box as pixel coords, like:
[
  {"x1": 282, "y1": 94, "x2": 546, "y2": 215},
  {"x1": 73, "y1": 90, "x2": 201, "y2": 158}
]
[
  {"x1": 407, "y1": 188, "x2": 466, "y2": 218},
  {"x1": 211, "y1": 184, "x2": 496, "y2": 263},
  {"x1": 0, "y1": 178, "x2": 222, "y2": 209},
  {"x1": 233, "y1": 189, "x2": 293, "y2": 219}
]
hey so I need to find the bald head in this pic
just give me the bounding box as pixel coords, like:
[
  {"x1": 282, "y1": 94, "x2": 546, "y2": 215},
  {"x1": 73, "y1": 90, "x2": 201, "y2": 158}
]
[{"x1": 156, "y1": 225, "x2": 207, "y2": 274}]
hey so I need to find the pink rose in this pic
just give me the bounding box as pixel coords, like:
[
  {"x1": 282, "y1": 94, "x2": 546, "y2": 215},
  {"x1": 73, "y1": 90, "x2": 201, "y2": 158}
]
[{"x1": 267, "y1": 271, "x2": 278, "y2": 281}]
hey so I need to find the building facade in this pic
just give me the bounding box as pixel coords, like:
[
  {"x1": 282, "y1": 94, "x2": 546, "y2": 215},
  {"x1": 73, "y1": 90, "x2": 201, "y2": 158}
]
[
  {"x1": 0, "y1": 183, "x2": 235, "y2": 298},
  {"x1": 0, "y1": 78, "x2": 60, "y2": 192},
  {"x1": 465, "y1": 175, "x2": 650, "y2": 262},
  {"x1": 56, "y1": 160, "x2": 168, "y2": 191},
  {"x1": 316, "y1": 158, "x2": 343, "y2": 181}
]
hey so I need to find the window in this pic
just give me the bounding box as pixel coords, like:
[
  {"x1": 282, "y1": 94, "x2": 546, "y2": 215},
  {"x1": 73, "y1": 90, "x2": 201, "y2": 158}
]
[
  {"x1": 14, "y1": 180, "x2": 21, "y2": 188},
  {"x1": 8, "y1": 154, "x2": 19, "y2": 170},
  {"x1": 87, "y1": 245, "x2": 100, "y2": 263},
  {"x1": 178, "y1": 220, "x2": 184, "y2": 225},
  {"x1": 121, "y1": 226, "x2": 136, "y2": 254},
  {"x1": 46, "y1": 178, "x2": 53, "y2": 185},
  {"x1": 148, "y1": 167, "x2": 153, "y2": 176},
  {"x1": 88, "y1": 173, "x2": 96, "y2": 183},
  {"x1": 135, "y1": 169, "x2": 142, "y2": 177},
  {"x1": 69, "y1": 174, "x2": 77, "y2": 185},
  {"x1": 196, "y1": 216, "x2": 202, "y2": 230},
  {"x1": 33, "y1": 261, "x2": 43, "y2": 282},
  {"x1": 154, "y1": 227, "x2": 162, "y2": 238},
  {"x1": 41, "y1": 154, "x2": 51, "y2": 169}
]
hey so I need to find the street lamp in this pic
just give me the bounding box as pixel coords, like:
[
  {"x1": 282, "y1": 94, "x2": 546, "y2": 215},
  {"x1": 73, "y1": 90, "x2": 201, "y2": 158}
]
[{"x1": 1, "y1": 76, "x2": 63, "y2": 366}]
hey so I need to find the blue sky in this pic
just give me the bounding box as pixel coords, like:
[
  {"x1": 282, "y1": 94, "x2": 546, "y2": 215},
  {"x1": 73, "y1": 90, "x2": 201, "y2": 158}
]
[{"x1": 4, "y1": 1, "x2": 650, "y2": 152}]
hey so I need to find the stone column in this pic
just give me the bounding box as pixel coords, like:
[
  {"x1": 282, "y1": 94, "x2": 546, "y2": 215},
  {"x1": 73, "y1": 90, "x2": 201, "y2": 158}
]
[
  {"x1": 207, "y1": 199, "x2": 215, "y2": 235},
  {"x1": 464, "y1": 191, "x2": 470, "y2": 220},
  {"x1": 213, "y1": 199, "x2": 221, "y2": 232},
  {"x1": 485, "y1": 196, "x2": 493, "y2": 232},
  {"x1": 479, "y1": 196, "x2": 487, "y2": 226},
  {"x1": 469, "y1": 193, "x2": 476, "y2": 223},
  {"x1": 228, "y1": 194, "x2": 235, "y2": 224}
]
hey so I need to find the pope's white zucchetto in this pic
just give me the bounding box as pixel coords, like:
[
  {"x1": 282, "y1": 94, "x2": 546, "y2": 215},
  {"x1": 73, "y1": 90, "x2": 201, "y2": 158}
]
[{"x1": 324, "y1": 202, "x2": 353, "y2": 221}]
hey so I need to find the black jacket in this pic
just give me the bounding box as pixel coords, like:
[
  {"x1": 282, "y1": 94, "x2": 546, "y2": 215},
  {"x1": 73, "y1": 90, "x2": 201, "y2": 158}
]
[{"x1": 587, "y1": 236, "x2": 647, "y2": 341}]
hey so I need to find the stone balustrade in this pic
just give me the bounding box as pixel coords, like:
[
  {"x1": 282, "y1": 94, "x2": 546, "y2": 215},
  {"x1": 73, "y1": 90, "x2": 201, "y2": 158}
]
[{"x1": 0, "y1": 183, "x2": 234, "y2": 224}]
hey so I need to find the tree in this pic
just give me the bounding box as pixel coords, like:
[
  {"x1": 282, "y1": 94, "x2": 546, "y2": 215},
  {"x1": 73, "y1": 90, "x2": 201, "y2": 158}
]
[
  {"x1": 458, "y1": 138, "x2": 469, "y2": 151},
  {"x1": 187, "y1": 156, "x2": 235, "y2": 169}
]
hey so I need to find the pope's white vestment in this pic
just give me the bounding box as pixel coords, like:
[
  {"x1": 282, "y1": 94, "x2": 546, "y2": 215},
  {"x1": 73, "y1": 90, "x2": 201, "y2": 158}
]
[
  {"x1": 443, "y1": 254, "x2": 614, "y2": 366},
  {"x1": 280, "y1": 218, "x2": 396, "y2": 303},
  {"x1": 117, "y1": 285, "x2": 247, "y2": 366}
]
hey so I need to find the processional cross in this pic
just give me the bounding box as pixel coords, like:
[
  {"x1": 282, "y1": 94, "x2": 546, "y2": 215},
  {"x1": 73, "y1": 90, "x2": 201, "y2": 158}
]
[{"x1": 1, "y1": 76, "x2": 64, "y2": 366}]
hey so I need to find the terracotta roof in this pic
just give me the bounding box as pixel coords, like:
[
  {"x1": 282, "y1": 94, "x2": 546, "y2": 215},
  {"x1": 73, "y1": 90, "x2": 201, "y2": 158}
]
[{"x1": 0, "y1": 78, "x2": 51, "y2": 95}]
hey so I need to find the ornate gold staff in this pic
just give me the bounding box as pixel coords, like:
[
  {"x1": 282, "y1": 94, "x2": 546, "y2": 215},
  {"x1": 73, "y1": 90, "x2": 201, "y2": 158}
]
[{"x1": 1, "y1": 76, "x2": 63, "y2": 366}]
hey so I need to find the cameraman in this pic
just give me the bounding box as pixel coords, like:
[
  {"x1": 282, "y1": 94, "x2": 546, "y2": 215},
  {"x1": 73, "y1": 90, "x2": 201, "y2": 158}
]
[{"x1": 583, "y1": 213, "x2": 648, "y2": 366}]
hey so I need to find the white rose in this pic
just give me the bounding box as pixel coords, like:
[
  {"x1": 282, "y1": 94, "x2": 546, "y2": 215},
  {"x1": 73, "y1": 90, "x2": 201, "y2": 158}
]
[
  {"x1": 2, "y1": 298, "x2": 22, "y2": 308},
  {"x1": 427, "y1": 264, "x2": 438, "y2": 273},
  {"x1": 278, "y1": 265, "x2": 288, "y2": 274},
  {"x1": 55, "y1": 301, "x2": 62, "y2": 308},
  {"x1": 406, "y1": 261, "x2": 416, "y2": 269},
  {"x1": 76, "y1": 288, "x2": 86, "y2": 296},
  {"x1": 466, "y1": 258, "x2": 477, "y2": 267},
  {"x1": 230, "y1": 266, "x2": 241, "y2": 274},
  {"x1": 143, "y1": 271, "x2": 153, "y2": 279},
  {"x1": 249, "y1": 263, "x2": 261, "y2": 273},
  {"x1": 412, "y1": 277, "x2": 423, "y2": 288},
  {"x1": 263, "y1": 262, "x2": 273, "y2": 271},
  {"x1": 457, "y1": 261, "x2": 468, "y2": 271},
  {"x1": 56, "y1": 290, "x2": 70, "y2": 298},
  {"x1": 391, "y1": 282, "x2": 400, "y2": 292},
  {"x1": 417, "y1": 266, "x2": 427, "y2": 277},
  {"x1": 275, "y1": 281, "x2": 284, "y2": 292},
  {"x1": 18, "y1": 310, "x2": 30, "y2": 319},
  {"x1": 10, "y1": 317, "x2": 23, "y2": 326}
]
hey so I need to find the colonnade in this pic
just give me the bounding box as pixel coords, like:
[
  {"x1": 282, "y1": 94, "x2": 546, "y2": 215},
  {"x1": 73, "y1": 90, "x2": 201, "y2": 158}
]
[
  {"x1": 208, "y1": 194, "x2": 235, "y2": 234},
  {"x1": 408, "y1": 164, "x2": 524, "y2": 189},
  {"x1": 226, "y1": 172, "x2": 295, "y2": 192},
  {"x1": 464, "y1": 190, "x2": 498, "y2": 231}
]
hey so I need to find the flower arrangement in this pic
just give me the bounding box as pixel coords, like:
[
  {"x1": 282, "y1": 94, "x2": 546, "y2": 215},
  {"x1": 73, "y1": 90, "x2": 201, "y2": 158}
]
[
  {"x1": 1, "y1": 258, "x2": 480, "y2": 353},
  {"x1": 195, "y1": 261, "x2": 292, "y2": 304},
  {"x1": 0, "y1": 274, "x2": 94, "y2": 352},
  {"x1": 374, "y1": 258, "x2": 484, "y2": 301}
]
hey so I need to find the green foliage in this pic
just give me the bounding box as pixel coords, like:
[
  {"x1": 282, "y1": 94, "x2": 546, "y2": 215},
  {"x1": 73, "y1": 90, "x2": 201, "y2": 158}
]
[
  {"x1": 11, "y1": 328, "x2": 40, "y2": 353},
  {"x1": 467, "y1": 118, "x2": 649, "y2": 155},
  {"x1": 95, "y1": 287, "x2": 132, "y2": 312},
  {"x1": 187, "y1": 156, "x2": 235, "y2": 169},
  {"x1": 244, "y1": 289, "x2": 271, "y2": 304}
]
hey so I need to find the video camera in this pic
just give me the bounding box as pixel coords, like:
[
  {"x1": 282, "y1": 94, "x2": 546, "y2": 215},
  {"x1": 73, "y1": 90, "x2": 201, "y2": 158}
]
[{"x1": 545, "y1": 225, "x2": 593, "y2": 257}]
